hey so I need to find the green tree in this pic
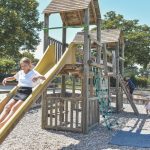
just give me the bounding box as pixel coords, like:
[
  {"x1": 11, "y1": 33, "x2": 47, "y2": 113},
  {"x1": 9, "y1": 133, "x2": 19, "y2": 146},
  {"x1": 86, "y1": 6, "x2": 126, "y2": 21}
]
[
  {"x1": 0, "y1": 0, "x2": 42, "y2": 58},
  {"x1": 21, "y1": 51, "x2": 35, "y2": 61},
  {"x1": 21, "y1": 51, "x2": 39, "y2": 64},
  {"x1": 102, "y1": 11, "x2": 150, "y2": 68}
]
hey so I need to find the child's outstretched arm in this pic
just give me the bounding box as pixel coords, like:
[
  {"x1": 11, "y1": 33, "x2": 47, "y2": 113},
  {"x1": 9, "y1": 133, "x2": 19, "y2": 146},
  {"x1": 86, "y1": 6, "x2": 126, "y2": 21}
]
[
  {"x1": 2, "y1": 77, "x2": 16, "y2": 86},
  {"x1": 32, "y1": 75, "x2": 46, "y2": 82}
]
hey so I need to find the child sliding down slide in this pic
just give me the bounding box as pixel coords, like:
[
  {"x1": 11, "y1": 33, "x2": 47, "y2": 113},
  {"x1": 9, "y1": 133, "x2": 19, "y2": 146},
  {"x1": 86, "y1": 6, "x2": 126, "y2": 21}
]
[{"x1": 0, "y1": 57, "x2": 46, "y2": 129}]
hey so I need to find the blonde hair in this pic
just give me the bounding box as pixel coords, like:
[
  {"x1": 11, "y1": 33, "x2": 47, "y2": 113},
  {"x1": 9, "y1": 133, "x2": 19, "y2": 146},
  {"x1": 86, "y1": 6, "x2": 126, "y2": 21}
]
[{"x1": 20, "y1": 57, "x2": 31, "y2": 66}]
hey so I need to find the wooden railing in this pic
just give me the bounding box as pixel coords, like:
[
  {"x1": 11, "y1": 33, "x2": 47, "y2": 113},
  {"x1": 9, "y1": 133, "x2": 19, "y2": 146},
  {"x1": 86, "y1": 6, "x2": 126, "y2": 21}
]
[
  {"x1": 48, "y1": 37, "x2": 68, "y2": 62},
  {"x1": 45, "y1": 95, "x2": 83, "y2": 132}
]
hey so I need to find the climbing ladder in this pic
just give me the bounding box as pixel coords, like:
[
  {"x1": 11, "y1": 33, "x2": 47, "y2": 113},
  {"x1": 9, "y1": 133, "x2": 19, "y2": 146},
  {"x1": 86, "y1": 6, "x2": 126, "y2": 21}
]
[{"x1": 118, "y1": 74, "x2": 139, "y2": 115}]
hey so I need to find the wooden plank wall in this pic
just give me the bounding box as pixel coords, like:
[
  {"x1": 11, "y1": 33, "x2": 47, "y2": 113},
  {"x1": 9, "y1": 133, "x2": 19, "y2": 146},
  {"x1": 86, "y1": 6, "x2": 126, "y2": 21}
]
[
  {"x1": 88, "y1": 97, "x2": 99, "y2": 129},
  {"x1": 45, "y1": 96, "x2": 83, "y2": 132}
]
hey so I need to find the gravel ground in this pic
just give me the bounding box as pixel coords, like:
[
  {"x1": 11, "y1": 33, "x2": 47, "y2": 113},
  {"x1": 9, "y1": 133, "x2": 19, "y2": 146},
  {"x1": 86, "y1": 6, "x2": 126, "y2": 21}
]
[{"x1": 0, "y1": 94, "x2": 150, "y2": 150}]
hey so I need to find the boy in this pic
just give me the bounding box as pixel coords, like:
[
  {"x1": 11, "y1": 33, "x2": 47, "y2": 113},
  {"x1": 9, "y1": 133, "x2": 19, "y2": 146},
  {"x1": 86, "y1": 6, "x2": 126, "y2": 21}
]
[{"x1": 124, "y1": 77, "x2": 136, "y2": 95}]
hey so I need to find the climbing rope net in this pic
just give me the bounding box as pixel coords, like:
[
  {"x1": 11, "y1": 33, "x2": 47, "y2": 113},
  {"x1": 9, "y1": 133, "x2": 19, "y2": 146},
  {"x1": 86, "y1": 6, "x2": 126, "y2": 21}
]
[{"x1": 93, "y1": 67, "x2": 119, "y2": 130}]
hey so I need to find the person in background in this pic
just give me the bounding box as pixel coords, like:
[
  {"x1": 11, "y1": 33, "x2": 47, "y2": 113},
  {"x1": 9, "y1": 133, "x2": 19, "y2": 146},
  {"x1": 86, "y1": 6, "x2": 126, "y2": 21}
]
[{"x1": 124, "y1": 77, "x2": 136, "y2": 95}]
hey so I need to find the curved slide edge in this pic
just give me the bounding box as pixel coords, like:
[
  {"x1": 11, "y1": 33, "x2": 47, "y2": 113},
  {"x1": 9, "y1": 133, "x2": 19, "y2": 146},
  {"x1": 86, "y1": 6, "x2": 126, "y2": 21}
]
[{"x1": 0, "y1": 43, "x2": 76, "y2": 144}]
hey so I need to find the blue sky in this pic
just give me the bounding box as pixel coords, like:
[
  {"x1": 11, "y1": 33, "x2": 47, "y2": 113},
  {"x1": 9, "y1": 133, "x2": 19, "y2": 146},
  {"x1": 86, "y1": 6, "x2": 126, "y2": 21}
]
[{"x1": 35, "y1": 0, "x2": 150, "y2": 58}]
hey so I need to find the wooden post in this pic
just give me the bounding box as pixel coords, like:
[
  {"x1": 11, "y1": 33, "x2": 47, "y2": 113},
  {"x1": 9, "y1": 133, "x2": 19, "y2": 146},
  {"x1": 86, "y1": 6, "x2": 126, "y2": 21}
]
[
  {"x1": 121, "y1": 40, "x2": 125, "y2": 76},
  {"x1": 61, "y1": 24, "x2": 67, "y2": 96},
  {"x1": 41, "y1": 90, "x2": 47, "y2": 129},
  {"x1": 89, "y1": 39, "x2": 93, "y2": 96},
  {"x1": 97, "y1": 18, "x2": 101, "y2": 64},
  {"x1": 96, "y1": 18, "x2": 101, "y2": 123},
  {"x1": 103, "y1": 43, "x2": 108, "y2": 75},
  {"x1": 90, "y1": 77, "x2": 94, "y2": 96},
  {"x1": 82, "y1": 8, "x2": 90, "y2": 134},
  {"x1": 120, "y1": 40, "x2": 125, "y2": 109},
  {"x1": 116, "y1": 42, "x2": 121, "y2": 112},
  {"x1": 72, "y1": 76, "x2": 75, "y2": 97},
  {"x1": 44, "y1": 13, "x2": 49, "y2": 52},
  {"x1": 112, "y1": 50, "x2": 116, "y2": 75},
  {"x1": 60, "y1": 24, "x2": 67, "y2": 123},
  {"x1": 108, "y1": 76, "x2": 111, "y2": 102}
]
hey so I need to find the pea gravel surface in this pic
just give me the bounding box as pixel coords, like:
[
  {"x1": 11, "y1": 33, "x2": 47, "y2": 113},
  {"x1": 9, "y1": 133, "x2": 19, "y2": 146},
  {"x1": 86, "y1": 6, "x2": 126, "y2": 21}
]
[{"x1": 0, "y1": 93, "x2": 150, "y2": 150}]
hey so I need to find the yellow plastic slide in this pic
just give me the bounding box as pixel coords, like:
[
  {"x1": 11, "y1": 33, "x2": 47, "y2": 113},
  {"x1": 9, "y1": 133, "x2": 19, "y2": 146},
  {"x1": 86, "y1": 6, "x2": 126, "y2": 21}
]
[{"x1": 0, "y1": 43, "x2": 76, "y2": 143}]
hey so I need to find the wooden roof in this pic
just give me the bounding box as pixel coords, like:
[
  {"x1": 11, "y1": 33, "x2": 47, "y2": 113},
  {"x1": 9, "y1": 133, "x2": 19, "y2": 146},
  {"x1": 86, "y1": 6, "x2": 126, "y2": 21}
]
[
  {"x1": 73, "y1": 29, "x2": 124, "y2": 45},
  {"x1": 43, "y1": 0, "x2": 101, "y2": 26}
]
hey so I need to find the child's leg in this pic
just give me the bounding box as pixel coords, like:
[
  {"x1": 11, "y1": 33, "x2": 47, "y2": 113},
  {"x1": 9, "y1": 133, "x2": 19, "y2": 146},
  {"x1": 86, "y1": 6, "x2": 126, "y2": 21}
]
[
  {"x1": 0, "y1": 100, "x2": 23, "y2": 128},
  {"x1": 0, "y1": 99, "x2": 17, "y2": 123},
  {"x1": 129, "y1": 89, "x2": 134, "y2": 99},
  {"x1": 146, "y1": 109, "x2": 149, "y2": 114}
]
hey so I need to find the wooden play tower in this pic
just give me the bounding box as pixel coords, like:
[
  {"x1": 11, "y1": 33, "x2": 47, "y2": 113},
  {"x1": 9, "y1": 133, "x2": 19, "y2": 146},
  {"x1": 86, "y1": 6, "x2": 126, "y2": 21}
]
[
  {"x1": 42, "y1": 0, "x2": 102, "y2": 133},
  {"x1": 73, "y1": 29, "x2": 125, "y2": 112}
]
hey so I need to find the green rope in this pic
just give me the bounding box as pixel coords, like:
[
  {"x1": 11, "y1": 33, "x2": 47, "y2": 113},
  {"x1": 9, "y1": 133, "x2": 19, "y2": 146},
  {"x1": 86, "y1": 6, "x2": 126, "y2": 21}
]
[
  {"x1": 43, "y1": 24, "x2": 89, "y2": 31},
  {"x1": 93, "y1": 67, "x2": 118, "y2": 130}
]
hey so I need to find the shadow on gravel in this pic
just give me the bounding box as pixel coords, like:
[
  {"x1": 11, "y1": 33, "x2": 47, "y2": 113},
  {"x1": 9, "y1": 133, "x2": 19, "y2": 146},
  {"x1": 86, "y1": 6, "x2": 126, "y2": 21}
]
[{"x1": 42, "y1": 111, "x2": 149, "y2": 150}]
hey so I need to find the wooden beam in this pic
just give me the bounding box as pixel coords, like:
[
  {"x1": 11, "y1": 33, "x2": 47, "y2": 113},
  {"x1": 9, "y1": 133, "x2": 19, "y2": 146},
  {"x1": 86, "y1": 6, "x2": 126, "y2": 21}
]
[
  {"x1": 62, "y1": 24, "x2": 67, "y2": 53},
  {"x1": 77, "y1": 11, "x2": 83, "y2": 25},
  {"x1": 44, "y1": 13, "x2": 49, "y2": 52},
  {"x1": 103, "y1": 43, "x2": 108, "y2": 75},
  {"x1": 119, "y1": 57, "x2": 125, "y2": 61},
  {"x1": 96, "y1": 18, "x2": 101, "y2": 63},
  {"x1": 121, "y1": 40, "x2": 125, "y2": 76},
  {"x1": 88, "y1": 97, "x2": 99, "y2": 101},
  {"x1": 120, "y1": 40, "x2": 125, "y2": 111},
  {"x1": 60, "y1": 23, "x2": 67, "y2": 124},
  {"x1": 41, "y1": 90, "x2": 47, "y2": 129},
  {"x1": 115, "y1": 42, "x2": 119, "y2": 112},
  {"x1": 91, "y1": 0, "x2": 97, "y2": 24},
  {"x1": 89, "y1": 35, "x2": 102, "y2": 47},
  {"x1": 72, "y1": 76, "x2": 76, "y2": 97},
  {"x1": 82, "y1": 8, "x2": 90, "y2": 134},
  {"x1": 89, "y1": 62, "x2": 102, "y2": 68},
  {"x1": 61, "y1": 23, "x2": 67, "y2": 96},
  {"x1": 115, "y1": 41, "x2": 123, "y2": 112},
  {"x1": 112, "y1": 50, "x2": 116, "y2": 75},
  {"x1": 96, "y1": 18, "x2": 101, "y2": 124},
  {"x1": 60, "y1": 13, "x2": 68, "y2": 26}
]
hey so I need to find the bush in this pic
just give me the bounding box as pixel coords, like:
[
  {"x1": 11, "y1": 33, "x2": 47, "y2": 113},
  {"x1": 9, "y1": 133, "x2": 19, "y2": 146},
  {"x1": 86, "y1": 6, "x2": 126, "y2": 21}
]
[
  {"x1": 0, "y1": 58, "x2": 16, "y2": 74},
  {"x1": 110, "y1": 75, "x2": 148, "y2": 88},
  {"x1": 130, "y1": 75, "x2": 148, "y2": 88},
  {"x1": 135, "y1": 77, "x2": 148, "y2": 88}
]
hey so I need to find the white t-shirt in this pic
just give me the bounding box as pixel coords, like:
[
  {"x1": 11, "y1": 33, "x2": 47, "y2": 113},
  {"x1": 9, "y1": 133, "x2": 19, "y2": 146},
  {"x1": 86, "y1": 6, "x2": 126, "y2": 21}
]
[{"x1": 14, "y1": 69, "x2": 41, "y2": 88}]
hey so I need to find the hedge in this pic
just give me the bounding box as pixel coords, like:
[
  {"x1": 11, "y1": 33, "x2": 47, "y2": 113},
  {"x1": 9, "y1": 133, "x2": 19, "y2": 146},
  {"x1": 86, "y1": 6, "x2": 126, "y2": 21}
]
[
  {"x1": 0, "y1": 58, "x2": 16, "y2": 74},
  {"x1": 131, "y1": 76, "x2": 148, "y2": 88},
  {"x1": 110, "y1": 76, "x2": 149, "y2": 88}
]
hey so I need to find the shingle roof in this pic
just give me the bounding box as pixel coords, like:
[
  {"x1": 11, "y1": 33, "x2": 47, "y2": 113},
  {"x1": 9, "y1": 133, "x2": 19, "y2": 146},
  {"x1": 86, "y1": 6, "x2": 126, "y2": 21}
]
[
  {"x1": 73, "y1": 29, "x2": 123, "y2": 44},
  {"x1": 43, "y1": 0, "x2": 91, "y2": 13},
  {"x1": 43, "y1": 0, "x2": 101, "y2": 26}
]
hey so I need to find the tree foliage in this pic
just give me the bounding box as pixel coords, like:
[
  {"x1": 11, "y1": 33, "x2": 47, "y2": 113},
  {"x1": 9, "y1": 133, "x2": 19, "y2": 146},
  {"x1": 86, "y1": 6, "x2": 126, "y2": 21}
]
[
  {"x1": 0, "y1": 57, "x2": 16, "y2": 74},
  {"x1": 21, "y1": 51, "x2": 39, "y2": 64},
  {"x1": 0, "y1": 0, "x2": 42, "y2": 58},
  {"x1": 102, "y1": 11, "x2": 150, "y2": 68}
]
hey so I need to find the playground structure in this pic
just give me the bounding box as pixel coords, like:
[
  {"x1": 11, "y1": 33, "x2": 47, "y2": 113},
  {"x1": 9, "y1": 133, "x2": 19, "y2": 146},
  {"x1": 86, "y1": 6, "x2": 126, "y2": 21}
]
[
  {"x1": 42, "y1": 0, "x2": 102, "y2": 133},
  {"x1": 0, "y1": 0, "x2": 139, "y2": 144}
]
